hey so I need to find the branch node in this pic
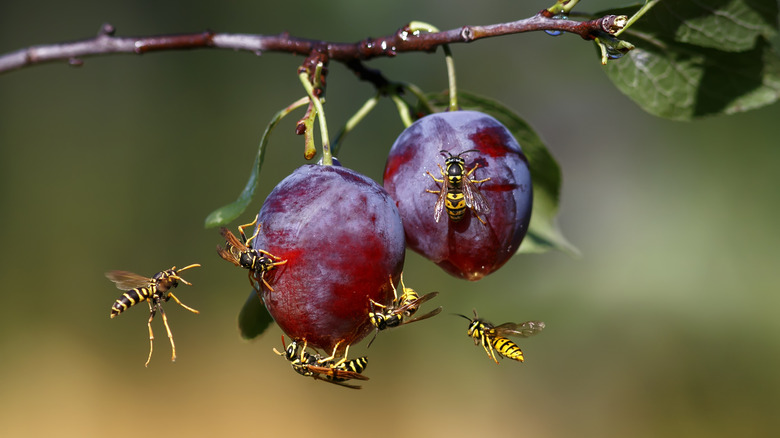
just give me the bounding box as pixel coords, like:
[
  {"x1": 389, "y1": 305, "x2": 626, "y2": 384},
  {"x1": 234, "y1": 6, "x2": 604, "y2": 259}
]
[
  {"x1": 460, "y1": 26, "x2": 475, "y2": 42},
  {"x1": 601, "y1": 15, "x2": 628, "y2": 34}
]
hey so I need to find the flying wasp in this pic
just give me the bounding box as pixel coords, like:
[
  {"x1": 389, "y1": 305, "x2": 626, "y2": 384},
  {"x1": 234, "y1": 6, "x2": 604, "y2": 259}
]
[
  {"x1": 106, "y1": 263, "x2": 201, "y2": 367},
  {"x1": 426, "y1": 149, "x2": 491, "y2": 224},
  {"x1": 274, "y1": 337, "x2": 369, "y2": 389},
  {"x1": 456, "y1": 309, "x2": 545, "y2": 364},
  {"x1": 217, "y1": 214, "x2": 287, "y2": 291},
  {"x1": 367, "y1": 274, "x2": 442, "y2": 347}
]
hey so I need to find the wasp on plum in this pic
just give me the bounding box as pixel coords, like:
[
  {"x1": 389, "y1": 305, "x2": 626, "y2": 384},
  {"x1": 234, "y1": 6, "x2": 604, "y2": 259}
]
[
  {"x1": 426, "y1": 149, "x2": 491, "y2": 224},
  {"x1": 367, "y1": 274, "x2": 442, "y2": 347},
  {"x1": 106, "y1": 263, "x2": 201, "y2": 367},
  {"x1": 274, "y1": 337, "x2": 369, "y2": 389},
  {"x1": 456, "y1": 309, "x2": 545, "y2": 364},
  {"x1": 217, "y1": 213, "x2": 287, "y2": 291}
]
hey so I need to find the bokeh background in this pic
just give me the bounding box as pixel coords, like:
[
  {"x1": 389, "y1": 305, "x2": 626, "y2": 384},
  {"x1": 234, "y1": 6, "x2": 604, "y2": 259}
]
[{"x1": 1, "y1": 1, "x2": 779, "y2": 437}]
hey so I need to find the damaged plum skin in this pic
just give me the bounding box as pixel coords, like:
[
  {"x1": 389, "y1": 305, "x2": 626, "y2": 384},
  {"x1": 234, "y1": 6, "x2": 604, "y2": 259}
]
[
  {"x1": 250, "y1": 164, "x2": 405, "y2": 352},
  {"x1": 383, "y1": 111, "x2": 532, "y2": 281}
]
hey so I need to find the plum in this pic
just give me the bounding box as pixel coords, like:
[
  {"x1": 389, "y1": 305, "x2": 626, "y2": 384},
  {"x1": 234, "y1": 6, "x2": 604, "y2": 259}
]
[
  {"x1": 383, "y1": 111, "x2": 532, "y2": 280},
  {"x1": 249, "y1": 164, "x2": 406, "y2": 352}
]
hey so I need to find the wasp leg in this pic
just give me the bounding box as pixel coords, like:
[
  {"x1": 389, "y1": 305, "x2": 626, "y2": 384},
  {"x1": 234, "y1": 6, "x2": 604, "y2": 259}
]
[
  {"x1": 145, "y1": 303, "x2": 157, "y2": 367},
  {"x1": 329, "y1": 344, "x2": 351, "y2": 369},
  {"x1": 261, "y1": 276, "x2": 275, "y2": 292},
  {"x1": 297, "y1": 339, "x2": 310, "y2": 363},
  {"x1": 369, "y1": 298, "x2": 390, "y2": 310},
  {"x1": 425, "y1": 170, "x2": 445, "y2": 185},
  {"x1": 464, "y1": 163, "x2": 491, "y2": 183},
  {"x1": 484, "y1": 337, "x2": 500, "y2": 364},
  {"x1": 167, "y1": 292, "x2": 199, "y2": 314},
  {"x1": 237, "y1": 214, "x2": 260, "y2": 244},
  {"x1": 389, "y1": 275, "x2": 400, "y2": 302},
  {"x1": 256, "y1": 249, "x2": 287, "y2": 262},
  {"x1": 158, "y1": 306, "x2": 177, "y2": 363},
  {"x1": 318, "y1": 341, "x2": 344, "y2": 365},
  {"x1": 477, "y1": 333, "x2": 499, "y2": 364}
]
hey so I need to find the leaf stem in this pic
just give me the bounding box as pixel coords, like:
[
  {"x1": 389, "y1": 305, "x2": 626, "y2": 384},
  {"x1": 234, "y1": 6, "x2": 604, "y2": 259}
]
[
  {"x1": 390, "y1": 93, "x2": 414, "y2": 128},
  {"x1": 547, "y1": 0, "x2": 580, "y2": 16},
  {"x1": 332, "y1": 94, "x2": 380, "y2": 156},
  {"x1": 402, "y1": 82, "x2": 435, "y2": 115},
  {"x1": 204, "y1": 96, "x2": 309, "y2": 227},
  {"x1": 615, "y1": 0, "x2": 659, "y2": 37}
]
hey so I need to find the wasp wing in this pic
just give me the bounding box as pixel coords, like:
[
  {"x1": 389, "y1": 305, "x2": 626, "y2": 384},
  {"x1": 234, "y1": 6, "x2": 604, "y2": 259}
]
[
  {"x1": 492, "y1": 321, "x2": 545, "y2": 338},
  {"x1": 310, "y1": 372, "x2": 364, "y2": 389},
  {"x1": 306, "y1": 364, "x2": 370, "y2": 381},
  {"x1": 462, "y1": 177, "x2": 491, "y2": 215},
  {"x1": 407, "y1": 291, "x2": 439, "y2": 306},
  {"x1": 105, "y1": 270, "x2": 152, "y2": 290},
  {"x1": 401, "y1": 306, "x2": 442, "y2": 325},
  {"x1": 396, "y1": 291, "x2": 439, "y2": 316},
  {"x1": 216, "y1": 244, "x2": 241, "y2": 267},
  {"x1": 432, "y1": 184, "x2": 448, "y2": 223},
  {"x1": 220, "y1": 227, "x2": 249, "y2": 252}
]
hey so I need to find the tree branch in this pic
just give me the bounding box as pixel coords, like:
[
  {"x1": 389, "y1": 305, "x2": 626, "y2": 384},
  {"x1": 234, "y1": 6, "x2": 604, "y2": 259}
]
[{"x1": 0, "y1": 11, "x2": 626, "y2": 75}]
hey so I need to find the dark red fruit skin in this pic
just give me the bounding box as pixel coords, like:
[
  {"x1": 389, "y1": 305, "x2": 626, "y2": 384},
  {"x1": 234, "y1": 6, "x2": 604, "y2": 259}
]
[
  {"x1": 250, "y1": 164, "x2": 405, "y2": 352},
  {"x1": 383, "y1": 111, "x2": 532, "y2": 281}
]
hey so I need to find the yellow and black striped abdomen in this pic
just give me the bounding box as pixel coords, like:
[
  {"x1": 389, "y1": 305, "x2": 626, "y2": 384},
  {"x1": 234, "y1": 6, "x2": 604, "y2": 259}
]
[
  {"x1": 334, "y1": 356, "x2": 368, "y2": 377},
  {"x1": 110, "y1": 286, "x2": 155, "y2": 318},
  {"x1": 444, "y1": 162, "x2": 468, "y2": 222},
  {"x1": 444, "y1": 189, "x2": 468, "y2": 222},
  {"x1": 492, "y1": 336, "x2": 524, "y2": 362}
]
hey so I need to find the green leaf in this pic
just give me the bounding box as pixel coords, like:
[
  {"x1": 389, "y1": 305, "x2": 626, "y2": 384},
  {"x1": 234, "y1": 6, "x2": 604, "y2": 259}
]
[
  {"x1": 426, "y1": 91, "x2": 578, "y2": 255},
  {"x1": 631, "y1": 0, "x2": 777, "y2": 52},
  {"x1": 204, "y1": 97, "x2": 309, "y2": 228},
  {"x1": 237, "y1": 290, "x2": 274, "y2": 340},
  {"x1": 600, "y1": 0, "x2": 780, "y2": 120}
]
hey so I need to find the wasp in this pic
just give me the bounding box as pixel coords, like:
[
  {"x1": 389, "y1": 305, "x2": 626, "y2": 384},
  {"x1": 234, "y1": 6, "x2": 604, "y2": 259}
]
[
  {"x1": 456, "y1": 310, "x2": 545, "y2": 364},
  {"x1": 426, "y1": 149, "x2": 491, "y2": 224},
  {"x1": 217, "y1": 214, "x2": 287, "y2": 291},
  {"x1": 274, "y1": 337, "x2": 369, "y2": 389},
  {"x1": 367, "y1": 274, "x2": 442, "y2": 347},
  {"x1": 106, "y1": 263, "x2": 201, "y2": 367}
]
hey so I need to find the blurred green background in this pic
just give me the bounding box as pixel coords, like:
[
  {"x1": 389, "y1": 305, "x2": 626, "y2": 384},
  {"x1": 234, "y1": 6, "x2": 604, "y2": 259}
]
[{"x1": 1, "y1": 1, "x2": 779, "y2": 437}]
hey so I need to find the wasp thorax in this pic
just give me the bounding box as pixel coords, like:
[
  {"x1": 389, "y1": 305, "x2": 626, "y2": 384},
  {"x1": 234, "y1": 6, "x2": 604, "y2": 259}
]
[
  {"x1": 383, "y1": 110, "x2": 532, "y2": 281},
  {"x1": 239, "y1": 252, "x2": 256, "y2": 269}
]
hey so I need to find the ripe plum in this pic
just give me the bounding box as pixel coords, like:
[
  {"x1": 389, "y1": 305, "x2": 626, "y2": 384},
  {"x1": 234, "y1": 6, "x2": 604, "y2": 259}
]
[
  {"x1": 383, "y1": 111, "x2": 532, "y2": 280},
  {"x1": 250, "y1": 164, "x2": 406, "y2": 352}
]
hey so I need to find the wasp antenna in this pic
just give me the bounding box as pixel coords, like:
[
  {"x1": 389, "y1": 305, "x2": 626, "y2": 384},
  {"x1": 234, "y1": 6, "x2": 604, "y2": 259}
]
[
  {"x1": 453, "y1": 313, "x2": 473, "y2": 321},
  {"x1": 367, "y1": 330, "x2": 379, "y2": 349},
  {"x1": 177, "y1": 263, "x2": 201, "y2": 272}
]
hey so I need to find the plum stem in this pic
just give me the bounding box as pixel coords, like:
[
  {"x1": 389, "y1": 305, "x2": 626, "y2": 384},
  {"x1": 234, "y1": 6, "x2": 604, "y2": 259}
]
[
  {"x1": 443, "y1": 45, "x2": 458, "y2": 111},
  {"x1": 409, "y1": 21, "x2": 459, "y2": 112},
  {"x1": 299, "y1": 63, "x2": 333, "y2": 165}
]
